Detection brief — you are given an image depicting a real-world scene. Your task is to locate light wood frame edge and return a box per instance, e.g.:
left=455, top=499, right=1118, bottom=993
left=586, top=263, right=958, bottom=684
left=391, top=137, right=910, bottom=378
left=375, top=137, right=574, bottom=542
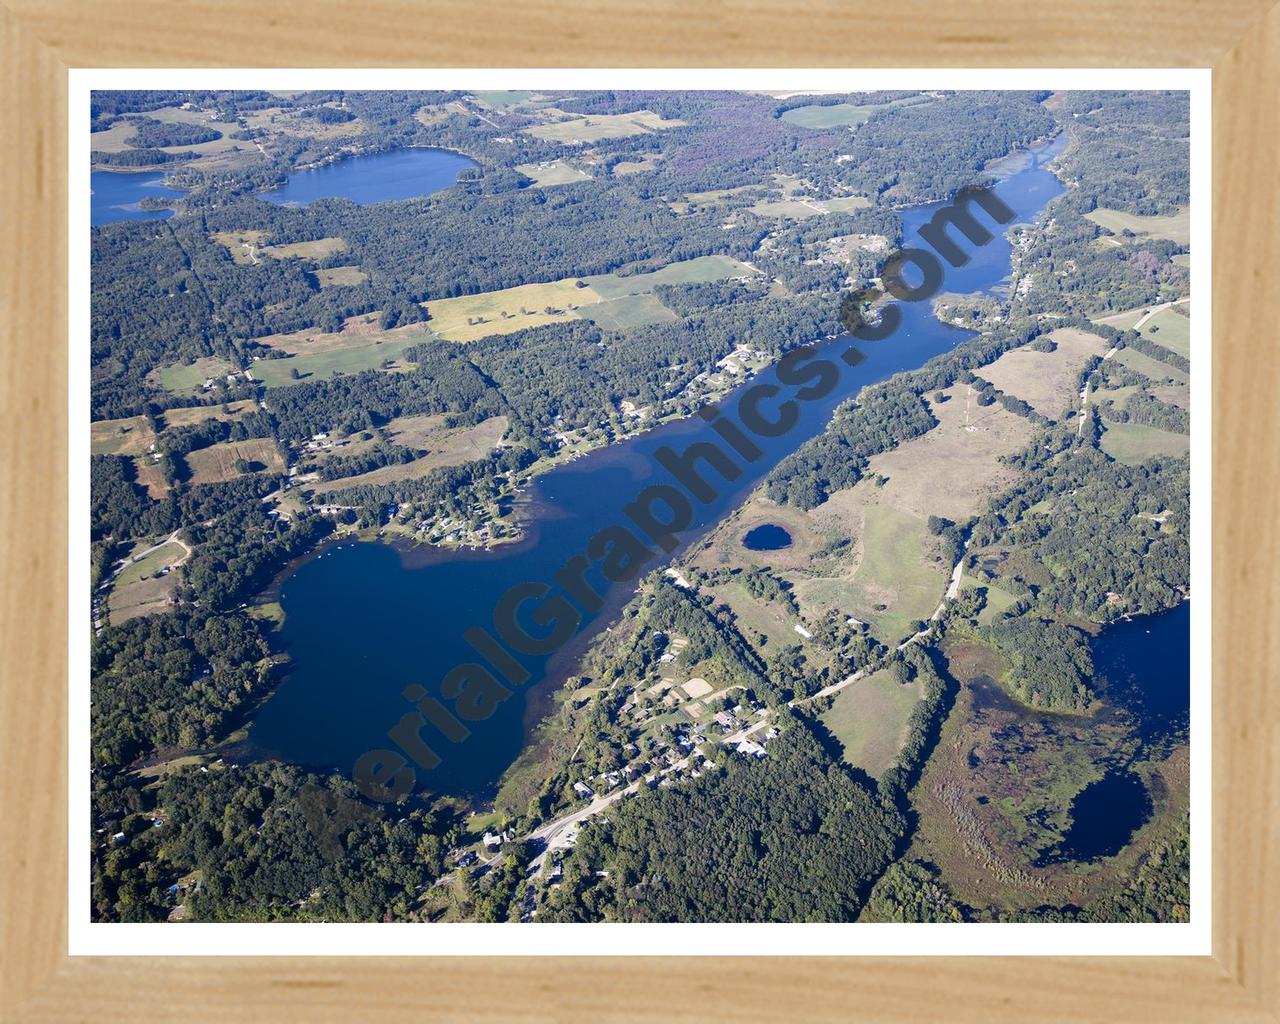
left=1, top=3, right=1276, bottom=1020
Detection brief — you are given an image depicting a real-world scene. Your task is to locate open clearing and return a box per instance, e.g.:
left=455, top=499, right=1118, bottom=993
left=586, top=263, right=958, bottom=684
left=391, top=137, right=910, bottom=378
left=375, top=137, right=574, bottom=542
left=213, top=232, right=348, bottom=265
left=584, top=294, right=678, bottom=329
left=820, top=668, right=922, bottom=776
left=94, top=106, right=264, bottom=174
left=612, top=153, right=663, bottom=175
left=185, top=438, right=284, bottom=485
left=91, top=415, right=155, bottom=456
left=471, top=91, right=539, bottom=109
left=132, top=456, right=171, bottom=499
left=422, top=278, right=608, bottom=342
left=242, top=106, right=367, bottom=142
left=865, top=383, right=1035, bottom=521
left=1136, top=306, right=1191, bottom=360
left=523, top=110, right=685, bottom=143
left=802, top=485, right=950, bottom=645
left=779, top=94, right=931, bottom=129
left=703, top=577, right=803, bottom=652
left=108, top=539, right=188, bottom=623
left=584, top=255, right=754, bottom=299
left=262, top=237, right=348, bottom=261
left=1100, top=422, right=1189, bottom=465
left=974, top=328, right=1110, bottom=421
left=212, top=230, right=268, bottom=265
left=313, top=266, right=368, bottom=288
left=251, top=315, right=432, bottom=384
left=515, top=160, right=592, bottom=187
left=1085, top=205, right=1190, bottom=246
left=160, top=399, right=258, bottom=430
left=1115, top=346, right=1188, bottom=385
left=1151, top=383, right=1190, bottom=410
left=749, top=194, right=871, bottom=219
left=421, top=256, right=753, bottom=342
left=310, top=415, right=508, bottom=494
left=150, top=356, right=239, bottom=395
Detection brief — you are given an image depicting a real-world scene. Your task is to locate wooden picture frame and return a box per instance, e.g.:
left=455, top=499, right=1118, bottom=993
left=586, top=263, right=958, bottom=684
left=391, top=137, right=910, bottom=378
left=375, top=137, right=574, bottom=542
left=2, top=2, right=1276, bottom=1018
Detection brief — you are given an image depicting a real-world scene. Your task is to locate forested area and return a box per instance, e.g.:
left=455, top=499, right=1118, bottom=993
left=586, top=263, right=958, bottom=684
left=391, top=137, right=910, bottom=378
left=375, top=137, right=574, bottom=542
left=92, top=762, right=456, bottom=922
left=91, top=610, right=273, bottom=766
left=538, top=716, right=903, bottom=922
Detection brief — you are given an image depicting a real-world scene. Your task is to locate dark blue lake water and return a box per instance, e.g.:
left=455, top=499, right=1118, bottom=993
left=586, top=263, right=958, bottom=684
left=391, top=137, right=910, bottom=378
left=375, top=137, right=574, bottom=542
left=1056, top=602, right=1190, bottom=861
left=248, top=136, right=1070, bottom=796
left=742, top=524, right=794, bottom=551
left=90, top=170, right=183, bottom=226
left=260, top=148, right=476, bottom=207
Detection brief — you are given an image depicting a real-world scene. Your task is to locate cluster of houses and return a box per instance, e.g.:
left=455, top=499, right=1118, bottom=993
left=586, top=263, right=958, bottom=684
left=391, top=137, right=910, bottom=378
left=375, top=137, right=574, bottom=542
left=202, top=369, right=251, bottom=391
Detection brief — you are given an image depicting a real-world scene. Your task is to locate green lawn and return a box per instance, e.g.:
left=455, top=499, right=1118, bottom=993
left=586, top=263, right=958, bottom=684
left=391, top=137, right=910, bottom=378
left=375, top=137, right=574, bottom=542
left=1116, top=346, right=1188, bottom=385
left=251, top=333, right=427, bottom=386
left=579, top=293, right=678, bottom=329
left=472, top=91, right=536, bottom=109
left=515, top=160, right=592, bottom=187
left=1100, top=421, right=1190, bottom=465
left=152, top=356, right=238, bottom=394
left=1084, top=206, right=1190, bottom=246
left=585, top=255, right=754, bottom=300
left=820, top=669, right=921, bottom=776
left=1138, top=307, right=1191, bottom=360
left=780, top=94, right=930, bottom=129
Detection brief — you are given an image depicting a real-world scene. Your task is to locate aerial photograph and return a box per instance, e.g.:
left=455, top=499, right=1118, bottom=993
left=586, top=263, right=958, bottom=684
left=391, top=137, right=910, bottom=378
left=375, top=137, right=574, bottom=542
left=87, top=86, right=1192, bottom=926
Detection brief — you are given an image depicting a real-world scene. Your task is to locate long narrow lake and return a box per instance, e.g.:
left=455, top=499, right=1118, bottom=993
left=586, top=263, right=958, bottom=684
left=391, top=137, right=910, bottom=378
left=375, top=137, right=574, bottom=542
left=249, top=136, right=1074, bottom=796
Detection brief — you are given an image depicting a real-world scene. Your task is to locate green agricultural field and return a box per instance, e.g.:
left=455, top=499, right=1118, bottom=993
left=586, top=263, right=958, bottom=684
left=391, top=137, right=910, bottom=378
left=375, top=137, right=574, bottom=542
left=580, top=293, right=678, bottom=330
left=523, top=110, right=684, bottom=143
left=820, top=669, right=922, bottom=776
left=748, top=193, right=870, bottom=220
left=1100, top=422, right=1190, bottom=465
left=90, top=415, right=155, bottom=456
left=471, top=91, right=537, bottom=109
left=251, top=314, right=433, bottom=384
left=798, top=487, right=948, bottom=645
left=150, top=356, right=239, bottom=394
left=1138, top=306, right=1191, bottom=360
left=251, top=334, right=424, bottom=385
left=781, top=103, right=875, bottom=128
left=780, top=94, right=930, bottom=129
left=1085, top=205, right=1190, bottom=246
left=584, top=254, right=755, bottom=300
left=515, top=160, right=592, bottom=187
left=1116, top=346, right=1189, bottom=385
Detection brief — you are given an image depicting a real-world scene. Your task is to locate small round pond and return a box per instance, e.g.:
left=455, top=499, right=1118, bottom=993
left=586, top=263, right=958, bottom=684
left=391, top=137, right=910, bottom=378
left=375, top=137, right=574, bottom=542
left=741, top=523, right=794, bottom=551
